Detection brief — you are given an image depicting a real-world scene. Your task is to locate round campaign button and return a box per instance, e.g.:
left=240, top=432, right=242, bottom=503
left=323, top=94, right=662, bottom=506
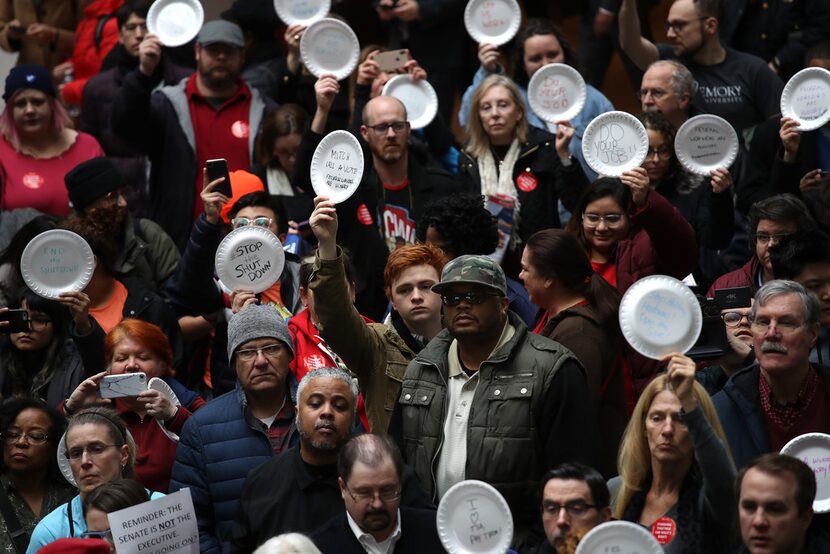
left=650, top=516, right=677, bottom=545
left=516, top=171, right=538, bottom=192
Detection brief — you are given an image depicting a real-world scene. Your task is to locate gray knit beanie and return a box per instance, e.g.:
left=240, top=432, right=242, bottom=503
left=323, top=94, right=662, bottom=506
left=227, top=304, right=294, bottom=363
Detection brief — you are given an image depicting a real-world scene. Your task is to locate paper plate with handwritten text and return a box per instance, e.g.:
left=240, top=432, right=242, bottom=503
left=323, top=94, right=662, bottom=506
left=21, top=230, right=94, bottom=299
left=437, top=480, right=513, bottom=554
left=781, top=67, right=830, bottom=132
left=310, top=130, right=364, bottom=203
left=528, top=63, right=587, bottom=123
left=619, top=275, right=702, bottom=360
left=215, top=226, right=285, bottom=294
left=300, top=18, right=359, bottom=80
left=576, top=521, right=662, bottom=554
left=780, top=433, right=830, bottom=513
left=273, top=0, right=329, bottom=26
left=674, top=114, right=738, bottom=176
left=463, top=0, right=521, bottom=46
left=582, top=111, right=649, bottom=177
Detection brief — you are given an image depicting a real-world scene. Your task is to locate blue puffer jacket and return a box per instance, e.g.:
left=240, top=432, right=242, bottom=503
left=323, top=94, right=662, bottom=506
left=169, top=383, right=298, bottom=554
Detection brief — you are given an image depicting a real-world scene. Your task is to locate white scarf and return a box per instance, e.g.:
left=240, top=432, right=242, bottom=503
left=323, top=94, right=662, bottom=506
left=266, top=166, right=295, bottom=196
left=478, top=139, right=522, bottom=248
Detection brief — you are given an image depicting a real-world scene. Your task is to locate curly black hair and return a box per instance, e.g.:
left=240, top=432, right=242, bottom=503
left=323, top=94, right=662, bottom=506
left=415, top=193, right=499, bottom=258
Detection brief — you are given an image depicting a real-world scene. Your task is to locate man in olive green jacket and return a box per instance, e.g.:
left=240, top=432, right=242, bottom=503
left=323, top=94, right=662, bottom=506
left=392, top=254, right=597, bottom=544
left=309, top=196, right=446, bottom=432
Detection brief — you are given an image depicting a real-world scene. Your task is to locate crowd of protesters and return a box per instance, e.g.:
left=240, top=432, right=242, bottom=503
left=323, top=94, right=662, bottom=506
left=1, top=0, right=830, bottom=552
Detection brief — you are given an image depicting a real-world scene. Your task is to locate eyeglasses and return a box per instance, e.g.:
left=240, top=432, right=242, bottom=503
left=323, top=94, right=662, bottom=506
left=235, top=343, right=285, bottom=362
left=637, top=88, right=669, bottom=101
left=82, top=529, right=113, bottom=542
left=647, top=146, right=672, bottom=160
left=721, top=312, right=751, bottom=327
left=365, top=121, right=409, bottom=135
left=27, top=317, right=52, bottom=331
left=64, top=443, right=120, bottom=460
left=3, top=430, right=49, bottom=444
left=754, top=233, right=792, bottom=245
left=749, top=317, right=805, bottom=334
left=441, top=291, right=502, bottom=307
left=542, top=501, right=598, bottom=517
left=99, top=188, right=128, bottom=205
left=231, top=217, right=273, bottom=229
left=582, top=213, right=625, bottom=227
left=123, top=22, right=148, bottom=32
left=664, top=17, right=709, bottom=33
left=346, top=487, right=401, bottom=504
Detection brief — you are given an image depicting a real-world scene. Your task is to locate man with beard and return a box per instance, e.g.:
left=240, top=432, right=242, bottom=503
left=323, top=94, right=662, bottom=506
left=231, top=368, right=431, bottom=553
left=638, top=59, right=693, bottom=130
left=618, top=0, right=782, bottom=137
left=64, top=157, right=180, bottom=295
left=713, top=280, right=830, bottom=469
left=309, top=434, right=444, bottom=554
left=112, top=20, right=275, bottom=250
left=392, top=255, right=595, bottom=547
left=170, top=305, right=299, bottom=553
left=291, top=75, right=462, bottom=320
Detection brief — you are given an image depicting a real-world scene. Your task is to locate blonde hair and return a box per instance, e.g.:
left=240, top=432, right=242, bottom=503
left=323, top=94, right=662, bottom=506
left=613, top=373, right=731, bottom=519
left=465, top=74, right=528, bottom=159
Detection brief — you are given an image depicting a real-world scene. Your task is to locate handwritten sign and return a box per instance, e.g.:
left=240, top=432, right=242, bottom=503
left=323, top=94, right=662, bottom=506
left=108, top=489, right=198, bottom=554
left=438, top=481, right=512, bottom=553
left=21, top=230, right=94, bottom=299
left=464, top=0, right=519, bottom=45
left=310, top=130, right=365, bottom=203
left=790, top=79, right=830, bottom=121
left=215, top=227, right=285, bottom=294
left=582, top=112, right=648, bottom=176
left=781, top=433, right=830, bottom=511
left=634, top=290, right=691, bottom=345
left=274, top=0, right=328, bottom=25
left=575, top=520, right=664, bottom=554
left=675, top=115, right=738, bottom=175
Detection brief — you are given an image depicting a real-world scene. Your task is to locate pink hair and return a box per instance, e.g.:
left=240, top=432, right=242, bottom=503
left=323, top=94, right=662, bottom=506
left=0, top=90, right=71, bottom=152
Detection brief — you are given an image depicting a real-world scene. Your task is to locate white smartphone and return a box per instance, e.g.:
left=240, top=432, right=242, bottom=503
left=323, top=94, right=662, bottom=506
left=99, top=373, right=147, bottom=398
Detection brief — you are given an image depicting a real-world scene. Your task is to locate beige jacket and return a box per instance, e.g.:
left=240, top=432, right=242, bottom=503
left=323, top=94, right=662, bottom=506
left=310, top=249, right=414, bottom=432
left=0, top=0, right=78, bottom=70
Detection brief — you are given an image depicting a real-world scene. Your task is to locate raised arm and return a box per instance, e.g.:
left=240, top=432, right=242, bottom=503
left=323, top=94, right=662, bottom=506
left=618, top=0, right=659, bottom=70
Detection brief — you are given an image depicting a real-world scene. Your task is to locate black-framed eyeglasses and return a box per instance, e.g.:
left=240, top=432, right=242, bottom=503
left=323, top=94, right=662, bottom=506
left=235, top=343, right=285, bottom=362
left=721, top=312, right=751, bottom=327
left=647, top=146, right=672, bottom=160
left=542, top=501, right=598, bottom=517
left=3, top=430, right=49, bottom=444
left=346, top=486, right=401, bottom=504
left=664, top=16, right=709, bottom=33
left=365, top=121, right=409, bottom=135
left=27, top=317, right=52, bottom=331
left=231, top=216, right=273, bottom=229
left=64, top=443, right=119, bottom=460
left=441, top=291, right=502, bottom=307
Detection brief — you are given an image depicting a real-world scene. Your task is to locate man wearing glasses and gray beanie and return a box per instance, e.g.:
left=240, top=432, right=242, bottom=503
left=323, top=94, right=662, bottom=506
left=169, top=304, right=298, bottom=553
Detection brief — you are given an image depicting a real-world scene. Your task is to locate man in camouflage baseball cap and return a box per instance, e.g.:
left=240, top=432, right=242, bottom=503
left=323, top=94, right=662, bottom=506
left=432, top=255, right=507, bottom=296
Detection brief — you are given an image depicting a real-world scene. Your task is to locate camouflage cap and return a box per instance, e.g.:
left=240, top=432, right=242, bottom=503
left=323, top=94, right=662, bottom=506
left=432, top=255, right=507, bottom=296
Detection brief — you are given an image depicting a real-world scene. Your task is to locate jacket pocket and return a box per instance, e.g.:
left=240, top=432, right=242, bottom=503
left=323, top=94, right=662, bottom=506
left=384, top=364, right=406, bottom=413
left=485, top=383, right=534, bottom=438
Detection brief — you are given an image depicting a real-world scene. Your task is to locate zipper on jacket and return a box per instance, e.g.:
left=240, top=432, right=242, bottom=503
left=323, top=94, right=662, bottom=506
left=420, top=360, right=448, bottom=503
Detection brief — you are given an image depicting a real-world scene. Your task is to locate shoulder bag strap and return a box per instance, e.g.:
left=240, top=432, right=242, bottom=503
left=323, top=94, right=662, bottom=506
left=0, top=488, right=29, bottom=554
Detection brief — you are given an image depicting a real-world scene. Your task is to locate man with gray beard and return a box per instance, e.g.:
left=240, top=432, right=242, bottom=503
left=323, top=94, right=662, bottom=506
left=231, top=368, right=431, bottom=553
left=713, top=280, right=830, bottom=468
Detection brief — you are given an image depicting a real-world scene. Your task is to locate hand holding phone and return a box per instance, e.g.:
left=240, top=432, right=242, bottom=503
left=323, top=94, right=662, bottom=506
left=374, top=49, right=408, bottom=73
left=206, top=159, right=233, bottom=198
left=0, top=309, right=29, bottom=334
left=99, top=373, right=148, bottom=398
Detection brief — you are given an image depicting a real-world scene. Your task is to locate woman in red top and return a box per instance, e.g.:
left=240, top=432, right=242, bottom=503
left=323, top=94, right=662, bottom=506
left=519, top=228, right=628, bottom=477
left=64, top=319, right=205, bottom=492
left=0, top=64, right=103, bottom=215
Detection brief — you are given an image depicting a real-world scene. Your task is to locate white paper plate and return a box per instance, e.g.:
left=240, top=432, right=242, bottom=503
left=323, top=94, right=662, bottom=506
left=215, top=226, right=285, bottom=294
left=463, top=0, right=521, bottom=46
left=382, top=74, right=438, bottom=130
left=437, top=480, right=513, bottom=554
left=619, top=275, right=703, bottom=360
left=147, top=0, right=203, bottom=47
left=780, top=67, right=830, bottom=132
left=575, top=521, right=663, bottom=554
left=20, top=230, right=94, bottom=299
left=674, top=114, right=738, bottom=176
left=57, top=428, right=137, bottom=488
left=310, top=130, right=364, bottom=203
left=273, top=0, right=330, bottom=26
left=582, top=111, right=649, bottom=177
left=527, top=63, right=587, bottom=123
left=780, top=433, right=830, bottom=513
left=300, top=17, right=359, bottom=80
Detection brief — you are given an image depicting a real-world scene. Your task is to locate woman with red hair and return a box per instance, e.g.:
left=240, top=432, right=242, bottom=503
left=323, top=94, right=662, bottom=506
left=64, top=319, right=205, bottom=492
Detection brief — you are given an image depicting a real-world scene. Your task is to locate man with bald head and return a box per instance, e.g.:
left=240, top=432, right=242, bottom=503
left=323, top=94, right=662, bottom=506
left=293, top=74, right=462, bottom=318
